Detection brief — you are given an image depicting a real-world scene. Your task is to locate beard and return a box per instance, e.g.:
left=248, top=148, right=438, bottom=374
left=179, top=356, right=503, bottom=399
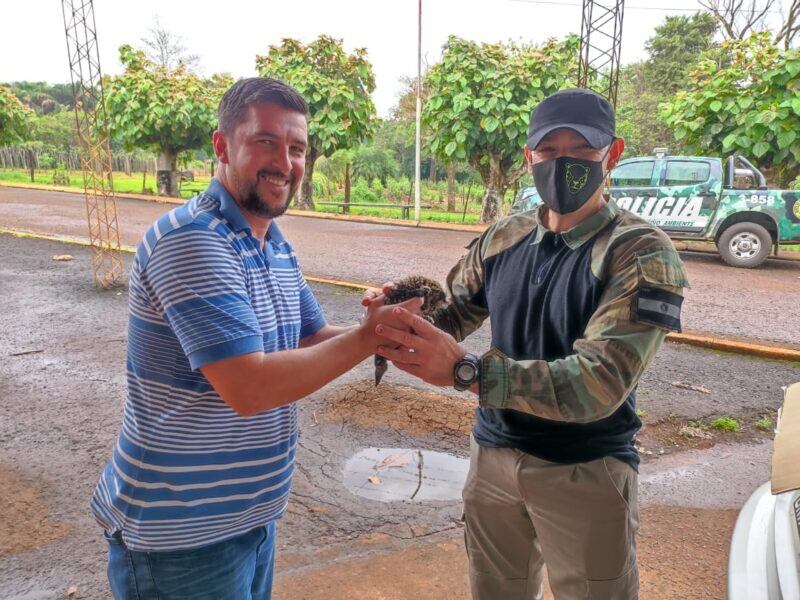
left=236, top=169, right=299, bottom=219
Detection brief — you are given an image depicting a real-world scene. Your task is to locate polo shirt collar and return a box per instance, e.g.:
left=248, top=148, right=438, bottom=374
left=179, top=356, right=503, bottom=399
left=206, top=178, right=251, bottom=234
left=267, top=221, right=286, bottom=245
left=532, top=199, right=619, bottom=249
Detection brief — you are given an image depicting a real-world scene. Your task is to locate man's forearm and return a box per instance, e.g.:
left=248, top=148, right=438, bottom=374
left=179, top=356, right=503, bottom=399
left=299, top=324, right=356, bottom=347
left=202, top=327, right=372, bottom=417
left=477, top=329, right=665, bottom=423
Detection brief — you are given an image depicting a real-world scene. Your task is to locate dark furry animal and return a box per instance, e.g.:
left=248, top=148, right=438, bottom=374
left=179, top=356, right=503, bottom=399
left=374, top=275, right=448, bottom=385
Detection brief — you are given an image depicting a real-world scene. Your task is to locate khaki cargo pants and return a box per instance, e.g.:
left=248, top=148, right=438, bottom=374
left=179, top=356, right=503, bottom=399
left=462, top=436, right=639, bottom=600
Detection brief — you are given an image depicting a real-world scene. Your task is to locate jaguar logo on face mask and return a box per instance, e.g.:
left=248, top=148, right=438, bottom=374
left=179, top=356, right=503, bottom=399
left=565, top=163, right=590, bottom=194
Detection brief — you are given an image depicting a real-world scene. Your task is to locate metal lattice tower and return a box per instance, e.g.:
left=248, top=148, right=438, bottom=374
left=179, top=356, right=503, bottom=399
left=578, top=0, right=626, bottom=108
left=62, top=0, right=124, bottom=288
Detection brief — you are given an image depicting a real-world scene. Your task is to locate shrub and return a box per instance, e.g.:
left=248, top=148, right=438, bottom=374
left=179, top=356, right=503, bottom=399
left=386, top=176, right=411, bottom=201
left=710, top=416, right=740, bottom=433
left=312, top=171, right=329, bottom=198
left=352, top=177, right=378, bottom=202
left=370, top=177, right=385, bottom=200
left=755, top=417, right=773, bottom=431
left=39, top=152, right=55, bottom=169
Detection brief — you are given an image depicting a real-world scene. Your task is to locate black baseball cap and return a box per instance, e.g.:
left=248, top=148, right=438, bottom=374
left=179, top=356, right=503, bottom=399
left=526, top=88, right=615, bottom=150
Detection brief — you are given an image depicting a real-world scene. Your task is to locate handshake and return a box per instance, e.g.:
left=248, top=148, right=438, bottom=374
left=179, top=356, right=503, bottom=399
left=357, top=276, right=469, bottom=390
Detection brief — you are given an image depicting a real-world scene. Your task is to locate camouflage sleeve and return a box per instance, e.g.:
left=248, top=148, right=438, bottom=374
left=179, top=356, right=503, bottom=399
left=431, top=230, right=492, bottom=342
left=478, top=237, right=689, bottom=423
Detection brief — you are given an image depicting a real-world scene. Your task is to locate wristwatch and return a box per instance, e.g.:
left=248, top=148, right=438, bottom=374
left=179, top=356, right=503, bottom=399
left=454, top=353, right=481, bottom=391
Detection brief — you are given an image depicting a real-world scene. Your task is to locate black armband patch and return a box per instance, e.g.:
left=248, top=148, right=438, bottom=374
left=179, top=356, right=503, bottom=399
left=634, top=286, right=683, bottom=332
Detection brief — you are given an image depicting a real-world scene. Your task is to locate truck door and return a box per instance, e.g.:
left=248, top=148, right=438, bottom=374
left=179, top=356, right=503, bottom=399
left=654, top=159, right=718, bottom=236
left=610, top=159, right=658, bottom=218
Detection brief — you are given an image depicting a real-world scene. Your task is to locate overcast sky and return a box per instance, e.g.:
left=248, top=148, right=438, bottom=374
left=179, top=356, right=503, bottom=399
left=1, top=0, right=789, bottom=116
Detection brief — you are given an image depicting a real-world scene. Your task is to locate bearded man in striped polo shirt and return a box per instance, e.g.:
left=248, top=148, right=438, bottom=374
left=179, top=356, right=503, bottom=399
left=91, top=77, right=417, bottom=599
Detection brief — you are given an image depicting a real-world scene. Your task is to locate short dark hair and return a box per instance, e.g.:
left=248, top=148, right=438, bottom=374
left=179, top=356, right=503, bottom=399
left=217, top=77, right=308, bottom=134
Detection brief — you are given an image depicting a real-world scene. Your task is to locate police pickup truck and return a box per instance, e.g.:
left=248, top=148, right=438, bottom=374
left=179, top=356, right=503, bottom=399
left=512, top=152, right=800, bottom=268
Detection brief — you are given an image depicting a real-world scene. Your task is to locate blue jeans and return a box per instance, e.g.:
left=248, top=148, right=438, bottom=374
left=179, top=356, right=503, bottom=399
left=106, top=523, right=276, bottom=600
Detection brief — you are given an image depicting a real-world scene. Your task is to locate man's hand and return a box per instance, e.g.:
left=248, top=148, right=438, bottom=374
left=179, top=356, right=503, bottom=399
left=361, top=281, right=425, bottom=319
left=362, top=281, right=394, bottom=307
left=374, top=306, right=467, bottom=388
left=359, top=295, right=422, bottom=350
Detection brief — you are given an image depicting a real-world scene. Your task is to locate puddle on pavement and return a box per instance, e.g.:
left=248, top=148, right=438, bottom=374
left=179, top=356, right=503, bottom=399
left=343, top=447, right=469, bottom=502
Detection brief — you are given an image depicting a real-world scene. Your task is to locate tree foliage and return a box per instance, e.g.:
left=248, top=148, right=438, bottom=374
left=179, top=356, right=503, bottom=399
left=661, top=32, right=800, bottom=186
left=645, top=13, right=718, bottom=93
left=3, top=81, right=75, bottom=114
left=423, top=35, right=579, bottom=223
left=352, top=144, right=398, bottom=184
left=616, top=63, right=675, bottom=157
left=617, top=13, right=717, bottom=157
left=256, top=36, right=377, bottom=209
left=0, top=86, right=33, bottom=146
left=105, top=45, right=230, bottom=195
left=385, top=76, right=439, bottom=181
left=30, top=110, right=78, bottom=149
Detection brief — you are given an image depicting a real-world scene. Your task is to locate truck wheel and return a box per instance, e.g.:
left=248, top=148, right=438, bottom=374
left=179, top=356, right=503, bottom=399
left=717, top=222, right=772, bottom=268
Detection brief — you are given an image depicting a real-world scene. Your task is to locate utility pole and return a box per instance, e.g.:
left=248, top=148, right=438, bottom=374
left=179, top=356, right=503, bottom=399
left=414, top=0, right=422, bottom=221
left=578, top=0, right=626, bottom=107
left=62, top=0, right=124, bottom=288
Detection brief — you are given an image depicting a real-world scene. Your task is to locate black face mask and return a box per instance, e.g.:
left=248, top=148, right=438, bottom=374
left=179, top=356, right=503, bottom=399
left=532, top=150, right=609, bottom=215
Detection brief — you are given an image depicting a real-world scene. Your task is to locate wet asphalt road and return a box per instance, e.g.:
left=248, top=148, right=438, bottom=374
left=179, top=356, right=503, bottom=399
left=1, top=233, right=797, bottom=599
left=1, top=185, right=799, bottom=347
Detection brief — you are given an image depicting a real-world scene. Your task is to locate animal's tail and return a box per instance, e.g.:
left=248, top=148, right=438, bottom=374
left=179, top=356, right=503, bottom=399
left=374, top=355, right=388, bottom=386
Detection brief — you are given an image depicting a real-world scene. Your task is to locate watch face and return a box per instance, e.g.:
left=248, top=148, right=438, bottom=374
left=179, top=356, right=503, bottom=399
left=456, top=362, right=477, bottom=382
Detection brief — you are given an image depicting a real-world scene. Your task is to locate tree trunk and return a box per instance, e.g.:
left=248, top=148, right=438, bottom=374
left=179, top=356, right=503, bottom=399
left=345, top=163, right=351, bottom=204
left=446, top=162, right=457, bottom=212
left=156, top=148, right=178, bottom=196
left=428, top=157, right=437, bottom=182
left=124, top=154, right=132, bottom=176
left=296, top=148, right=320, bottom=211
left=480, top=155, right=509, bottom=224
left=27, top=148, right=35, bottom=183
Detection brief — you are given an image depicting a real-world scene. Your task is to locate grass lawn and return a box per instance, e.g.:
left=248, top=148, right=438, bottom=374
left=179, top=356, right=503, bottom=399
left=311, top=203, right=482, bottom=224
left=0, top=168, right=486, bottom=224
left=0, top=167, right=209, bottom=199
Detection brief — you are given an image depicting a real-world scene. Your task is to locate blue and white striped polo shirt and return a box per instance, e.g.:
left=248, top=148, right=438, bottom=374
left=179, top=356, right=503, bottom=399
left=91, top=178, right=326, bottom=551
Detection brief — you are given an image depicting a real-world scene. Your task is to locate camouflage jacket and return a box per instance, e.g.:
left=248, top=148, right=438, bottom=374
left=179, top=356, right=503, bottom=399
left=433, top=200, right=689, bottom=424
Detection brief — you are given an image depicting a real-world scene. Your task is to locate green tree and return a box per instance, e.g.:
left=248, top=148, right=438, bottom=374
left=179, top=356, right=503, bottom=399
left=316, top=148, right=353, bottom=187
left=661, top=33, right=800, bottom=187
left=352, top=144, right=398, bottom=185
left=31, top=110, right=78, bottom=149
left=645, top=13, right=718, bottom=93
left=4, top=81, right=75, bottom=114
left=0, top=86, right=32, bottom=146
left=104, top=45, right=230, bottom=196
left=256, top=36, right=377, bottom=210
left=616, top=14, right=717, bottom=158
left=373, top=117, right=415, bottom=179
left=424, top=36, right=579, bottom=223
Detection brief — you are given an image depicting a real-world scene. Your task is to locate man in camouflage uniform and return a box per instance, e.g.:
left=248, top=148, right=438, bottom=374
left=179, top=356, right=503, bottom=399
left=371, top=89, right=688, bottom=599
